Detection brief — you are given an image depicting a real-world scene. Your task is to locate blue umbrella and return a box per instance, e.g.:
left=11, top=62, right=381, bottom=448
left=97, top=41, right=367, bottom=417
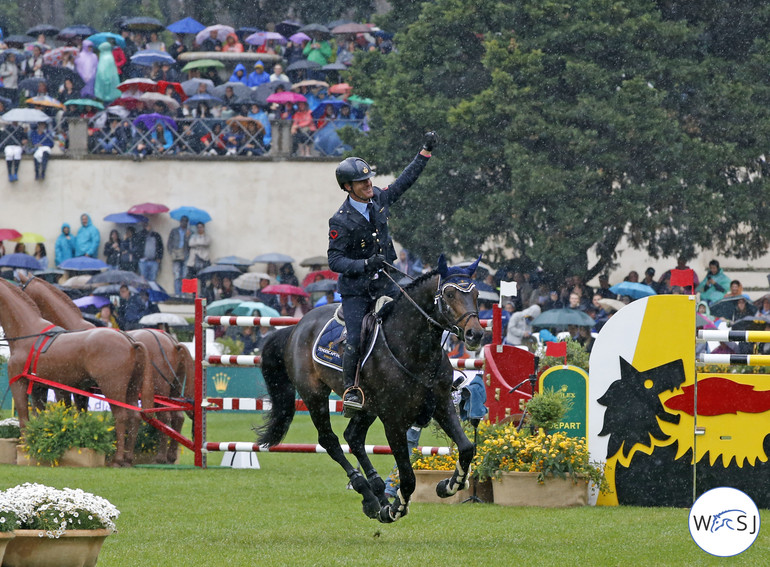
left=57, top=25, right=98, bottom=40
left=130, top=49, right=176, bottom=67
left=103, top=212, right=148, bottom=224
left=167, top=17, right=206, bottom=35
left=609, top=281, right=657, bottom=300
left=311, top=99, right=350, bottom=119
left=252, top=252, right=294, bottom=264
left=73, top=295, right=110, bottom=310
left=214, top=255, right=253, bottom=267
left=313, top=123, right=351, bottom=157
left=170, top=206, right=211, bottom=225
left=86, top=32, right=126, bottom=48
left=185, top=93, right=224, bottom=105
left=59, top=257, right=109, bottom=271
left=143, top=281, right=170, bottom=302
left=314, top=292, right=341, bottom=307
left=0, top=253, right=42, bottom=270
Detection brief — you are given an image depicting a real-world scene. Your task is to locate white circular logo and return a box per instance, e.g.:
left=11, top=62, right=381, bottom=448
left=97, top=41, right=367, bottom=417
left=689, top=487, right=760, bottom=557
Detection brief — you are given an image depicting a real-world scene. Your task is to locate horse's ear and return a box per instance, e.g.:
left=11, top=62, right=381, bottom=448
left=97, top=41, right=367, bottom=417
left=466, top=255, right=482, bottom=277
left=437, top=254, right=448, bottom=278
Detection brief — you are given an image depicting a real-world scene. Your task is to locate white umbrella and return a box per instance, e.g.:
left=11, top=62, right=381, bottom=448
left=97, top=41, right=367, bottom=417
left=139, top=92, right=180, bottom=110
left=233, top=272, right=272, bottom=292
left=597, top=298, right=625, bottom=312
left=139, top=313, right=189, bottom=326
left=60, top=274, right=95, bottom=289
left=1, top=108, right=51, bottom=123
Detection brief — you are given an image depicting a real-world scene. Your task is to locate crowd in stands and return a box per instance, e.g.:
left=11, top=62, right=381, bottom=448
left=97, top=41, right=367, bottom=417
left=0, top=18, right=391, bottom=168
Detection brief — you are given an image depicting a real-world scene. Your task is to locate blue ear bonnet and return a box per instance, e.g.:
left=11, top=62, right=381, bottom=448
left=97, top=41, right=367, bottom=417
left=436, top=254, right=481, bottom=290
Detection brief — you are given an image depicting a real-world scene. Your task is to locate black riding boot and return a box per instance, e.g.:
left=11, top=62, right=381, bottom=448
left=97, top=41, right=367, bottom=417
left=34, top=160, right=40, bottom=180
left=40, top=153, right=49, bottom=179
left=342, top=344, right=363, bottom=416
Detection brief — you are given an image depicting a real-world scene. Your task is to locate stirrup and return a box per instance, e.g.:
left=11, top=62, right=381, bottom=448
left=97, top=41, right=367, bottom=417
left=342, top=387, right=364, bottom=417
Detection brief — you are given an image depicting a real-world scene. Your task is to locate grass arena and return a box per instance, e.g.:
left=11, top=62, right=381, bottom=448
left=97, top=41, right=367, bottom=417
left=3, top=292, right=770, bottom=563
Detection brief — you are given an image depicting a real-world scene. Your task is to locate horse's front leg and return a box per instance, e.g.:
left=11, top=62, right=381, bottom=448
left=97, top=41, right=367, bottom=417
left=344, top=412, right=388, bottom=506
left=432, top=393, right=474, bottom=498
left=379, top=424, right=413, bottom=523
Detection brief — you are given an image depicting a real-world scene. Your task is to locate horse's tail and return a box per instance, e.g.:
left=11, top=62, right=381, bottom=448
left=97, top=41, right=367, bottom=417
left=256, top=326, right=296, bottom=446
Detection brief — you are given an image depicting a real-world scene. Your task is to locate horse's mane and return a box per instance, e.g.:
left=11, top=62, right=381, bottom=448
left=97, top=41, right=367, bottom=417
left=0, top=278, right=43, bottom=316
left=380, top=269, right=439, bottom=321
left=30, top=278, right=85, bottom=322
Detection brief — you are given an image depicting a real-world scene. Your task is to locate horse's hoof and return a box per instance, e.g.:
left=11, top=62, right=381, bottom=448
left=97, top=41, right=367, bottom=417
left=362, top=497, right=380, bottom=519
left=378, top=505, right=396, bottom=524
left=436, top=479, right=455, bottom=498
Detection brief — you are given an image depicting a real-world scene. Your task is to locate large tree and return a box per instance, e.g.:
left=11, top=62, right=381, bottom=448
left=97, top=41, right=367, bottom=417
left=348, top=0, right=770, bottom=280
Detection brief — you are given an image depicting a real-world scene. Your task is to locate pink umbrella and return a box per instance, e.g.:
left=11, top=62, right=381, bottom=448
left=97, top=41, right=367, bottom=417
left=0, top=228, right=23, bottom=241
left=261, top=284, right=309, bottom=298
left=245, top=31, right=287, bottom=46
left=128, top=202, right=169, bottom=215
left=266, top=91, right=307, bottom=104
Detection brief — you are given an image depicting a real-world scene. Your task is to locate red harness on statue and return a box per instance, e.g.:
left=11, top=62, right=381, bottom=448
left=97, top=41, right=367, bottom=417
left=9, top=324, right=61, bottom=394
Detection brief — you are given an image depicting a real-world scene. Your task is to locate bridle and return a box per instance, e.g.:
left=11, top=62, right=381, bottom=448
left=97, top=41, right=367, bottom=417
left=381, top=268, right=480, bottom=341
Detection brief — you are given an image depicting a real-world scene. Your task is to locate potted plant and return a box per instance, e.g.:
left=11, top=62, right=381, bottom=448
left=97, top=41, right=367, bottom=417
left=0, top=417, right=20, bottom=465
left=132, top=420, right=161, bottom=464
left=0, top=492, right=19, bottom=565
left=474, top=390, right=609, bottom=507
left=0, top=482, right=119, bottom=567
left=18, top=402, right=116, bottom=467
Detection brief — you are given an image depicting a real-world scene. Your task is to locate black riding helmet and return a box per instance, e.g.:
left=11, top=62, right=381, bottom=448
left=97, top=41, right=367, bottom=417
left=335, top=157, right=375, bottom=190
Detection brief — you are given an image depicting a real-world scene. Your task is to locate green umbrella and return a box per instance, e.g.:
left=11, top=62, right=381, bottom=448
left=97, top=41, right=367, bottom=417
left=206, top=298, right=244, bottom=316
left=347, top=94, right=373, bottom=106
left=181, top=59, right=225, bottom=72
left=65, top=98, right=105, bottom=109
left=530, top=308, right=595, bottom=329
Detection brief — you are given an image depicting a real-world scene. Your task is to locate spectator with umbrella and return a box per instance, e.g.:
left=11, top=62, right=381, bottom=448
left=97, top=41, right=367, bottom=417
left=186, top=221, right=212, bottom=279
left=0, top=50, right=19, bottom=97
left=167, top=214, right=191, bottom=296
left=23, top=44, right=45, bottom=78
left=270, top=63, right=290, bottom=83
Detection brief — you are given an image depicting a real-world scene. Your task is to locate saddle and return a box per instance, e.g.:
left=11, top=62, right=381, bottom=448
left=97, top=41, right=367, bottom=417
left=312, top=298, right=392, bottom=371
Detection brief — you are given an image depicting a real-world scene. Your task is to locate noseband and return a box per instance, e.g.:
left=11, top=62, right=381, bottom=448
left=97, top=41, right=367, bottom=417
left=434, top=276, right=479, bottom=341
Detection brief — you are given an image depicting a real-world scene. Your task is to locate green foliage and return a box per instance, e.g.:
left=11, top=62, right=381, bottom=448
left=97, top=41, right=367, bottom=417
left=349, top=0, right=770, bottom=280
left=0, top=418, right=20, bottom=439
left=134, top=421, right=160, bottom=454
left=21, top=403, right=116, bottom=464
left=216, top=336, right=244, bottom=355
left=524, top=387, right=573, bottom=432
left=538, top=338, right=591, bottom=371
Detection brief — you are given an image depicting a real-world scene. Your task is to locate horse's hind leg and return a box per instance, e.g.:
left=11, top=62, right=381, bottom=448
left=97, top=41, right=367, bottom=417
left=305, top=397, right=380, bottom=519
left=432, top=392, right=474, bottom=498
left=379, top=424, right=413, bottom=523
left=344, top=412, right=388, bottom=506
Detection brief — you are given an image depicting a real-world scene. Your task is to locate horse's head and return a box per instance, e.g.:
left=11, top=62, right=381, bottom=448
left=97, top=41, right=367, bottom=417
left=435, top=255, right=485, bottom=349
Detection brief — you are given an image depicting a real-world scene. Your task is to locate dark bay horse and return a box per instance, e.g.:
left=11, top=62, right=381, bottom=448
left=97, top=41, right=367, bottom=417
left=258, top=256, right=485, bottom=522
left=19, top=275, right=194, bottom=463
left=0, top=278, right=154, bottom=466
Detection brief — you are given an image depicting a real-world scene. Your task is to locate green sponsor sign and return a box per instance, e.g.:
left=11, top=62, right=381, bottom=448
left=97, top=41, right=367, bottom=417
left=538, top=365, right=588, bottom=438
left=207, top=366, right=268, bottom=401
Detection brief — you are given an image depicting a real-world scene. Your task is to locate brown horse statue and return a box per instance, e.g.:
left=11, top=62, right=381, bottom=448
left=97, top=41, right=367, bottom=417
left=18, top=274, right=194, bottom=464
left=0, top=278, right=153, bottom=466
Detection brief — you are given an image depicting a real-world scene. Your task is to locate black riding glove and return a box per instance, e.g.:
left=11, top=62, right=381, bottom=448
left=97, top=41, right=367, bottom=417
left=364, top=254, right=385, bottom=273
left=422, top=131, right=438, bottom=152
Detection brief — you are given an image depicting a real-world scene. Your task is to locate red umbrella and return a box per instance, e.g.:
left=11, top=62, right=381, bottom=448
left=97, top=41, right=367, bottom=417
left=155, top=80, right=187, bottom=102
left=266, top=91, right=307, bottom=105
left=109, top=96, right=144, bottom=110
left=329, top=83, right=352, bottom=95
left=117, top=78, right=158, bottom=93
left=128, top=202, right=169, bottom=215
left=261, top=284, right=309, bottom=297
left=0, top=228, right=23, bottom=241
left=301, top=270, right=338, bottom=288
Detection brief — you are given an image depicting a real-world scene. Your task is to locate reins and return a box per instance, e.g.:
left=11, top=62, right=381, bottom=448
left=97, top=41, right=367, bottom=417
left=380, top=268, right=452, bottom=335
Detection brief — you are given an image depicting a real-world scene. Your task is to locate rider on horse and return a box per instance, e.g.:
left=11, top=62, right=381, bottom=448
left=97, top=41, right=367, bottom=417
left=328, top=131, right=438, bottom=415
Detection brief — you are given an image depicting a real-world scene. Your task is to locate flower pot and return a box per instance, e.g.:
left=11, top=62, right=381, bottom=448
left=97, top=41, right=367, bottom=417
left=3, top=529, right=110, bottom=567
left=0, top=438, right=19, bottom=464
left=0, top=531, right=15, bottom=566
left=492, top=471, right=588, bottom=507
left=17, top=447, right=106, bottom=467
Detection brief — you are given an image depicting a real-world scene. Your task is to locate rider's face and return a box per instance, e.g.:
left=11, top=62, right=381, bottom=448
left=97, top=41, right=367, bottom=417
left=348, top=178, right=373, bottom=202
